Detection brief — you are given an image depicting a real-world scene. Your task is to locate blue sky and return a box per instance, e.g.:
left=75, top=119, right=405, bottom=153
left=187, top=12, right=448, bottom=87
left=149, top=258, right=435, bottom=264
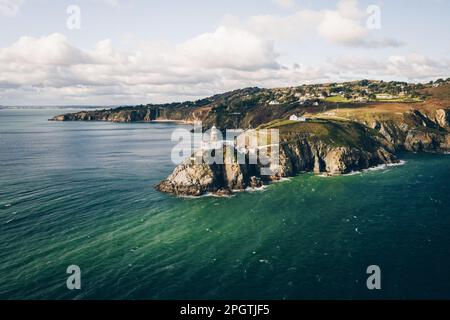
left=0, top=0, right=449, bottom=105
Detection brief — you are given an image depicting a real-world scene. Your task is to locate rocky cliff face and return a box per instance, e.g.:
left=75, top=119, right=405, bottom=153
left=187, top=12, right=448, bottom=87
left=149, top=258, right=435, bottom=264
left=49, top=90, right=449, bottom=197
left=264, top=138, right=397, bottom=179
left=156, top=146, right=262, bottom=196
left=156, top=127, right=398, bottom=197
left=50, top=103, right=200, bottom=123
left=51, top=108, right=153, bottom=122
left=364, top=108, right=450, bottom=153
left=157, top=108, right=450, bottom=197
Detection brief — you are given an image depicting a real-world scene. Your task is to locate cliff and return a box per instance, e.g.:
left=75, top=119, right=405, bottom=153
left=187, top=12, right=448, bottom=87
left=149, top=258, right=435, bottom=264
left=157, top=107, right=449, bottom=196
left=49, top=80, right=450, bottom=197
left=339, top=108, right=450, bottom=153
left=156, top=120, right=399, bottom=196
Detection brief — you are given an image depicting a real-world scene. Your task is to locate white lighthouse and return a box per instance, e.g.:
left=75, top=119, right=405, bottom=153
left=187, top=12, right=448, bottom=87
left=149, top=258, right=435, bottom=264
left=210, top=125, right=218, bottom=146
left=201, top=125, right=220, bottom=150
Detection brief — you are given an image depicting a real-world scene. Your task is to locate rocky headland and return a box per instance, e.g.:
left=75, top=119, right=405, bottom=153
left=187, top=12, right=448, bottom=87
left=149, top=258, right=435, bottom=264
left=51, top=80, right=450, bottom=196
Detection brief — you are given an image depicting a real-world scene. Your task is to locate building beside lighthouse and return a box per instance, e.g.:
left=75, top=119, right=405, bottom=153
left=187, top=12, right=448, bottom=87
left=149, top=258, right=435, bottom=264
left=289, top=115, right=307, bottom=122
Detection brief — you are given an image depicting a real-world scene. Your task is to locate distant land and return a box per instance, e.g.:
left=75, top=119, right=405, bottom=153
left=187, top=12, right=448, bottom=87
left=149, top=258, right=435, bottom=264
left=0, top=105, right=121, bottom=110
left=52, top=79, right=450, bottom=196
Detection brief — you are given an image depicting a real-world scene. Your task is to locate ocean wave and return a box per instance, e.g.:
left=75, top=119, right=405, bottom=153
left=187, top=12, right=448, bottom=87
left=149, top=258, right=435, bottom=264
left=318, top=160, right=407, bottom=177
left=181, top=193, right=235, bottom=199
left=348, top=160, right=406, bottom=175
left=245, top=185, right=269, bottom=192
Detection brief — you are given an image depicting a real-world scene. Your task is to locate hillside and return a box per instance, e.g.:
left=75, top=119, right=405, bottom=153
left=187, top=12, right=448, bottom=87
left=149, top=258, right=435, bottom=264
left=51, top=79, right=450, bottom=196
left=51, top=79, right=450, bottom=130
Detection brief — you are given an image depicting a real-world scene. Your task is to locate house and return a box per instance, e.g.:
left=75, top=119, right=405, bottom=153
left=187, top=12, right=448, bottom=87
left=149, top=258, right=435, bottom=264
left=268, top=100, right=279, bottom=105
left=376, top=94, right=394, bottom=100
left=289, top=115, right=307, bottom=122
left=356, top=97, right=368, bottom=103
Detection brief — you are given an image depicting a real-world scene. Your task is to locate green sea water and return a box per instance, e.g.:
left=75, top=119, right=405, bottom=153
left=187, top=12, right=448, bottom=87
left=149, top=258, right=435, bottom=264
left=0, top=108, right=449, bottom=300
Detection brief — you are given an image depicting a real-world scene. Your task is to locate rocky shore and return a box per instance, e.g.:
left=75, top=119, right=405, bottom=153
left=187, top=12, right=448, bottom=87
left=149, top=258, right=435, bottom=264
left=156, top=140, right=397, bottom=197
left=50, top=83, right=450, bottom=197
left=156, top=108, right=449, bottom=197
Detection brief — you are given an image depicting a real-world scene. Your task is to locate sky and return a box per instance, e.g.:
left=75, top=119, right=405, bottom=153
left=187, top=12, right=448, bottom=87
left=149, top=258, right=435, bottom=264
left=0, top=0, right=449, bottom=105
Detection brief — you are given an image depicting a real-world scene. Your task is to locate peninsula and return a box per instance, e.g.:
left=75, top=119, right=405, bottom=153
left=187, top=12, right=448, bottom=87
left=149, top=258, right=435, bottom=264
left=51, top=79, right=450, bottom=196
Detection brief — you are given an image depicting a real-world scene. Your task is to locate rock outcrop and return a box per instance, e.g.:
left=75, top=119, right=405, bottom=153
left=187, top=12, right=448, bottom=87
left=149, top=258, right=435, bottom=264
left=49, top=84, right=449, bottom=197
left=364, top=108, right=450, bottom=153
left=156, top=146, right=262, bottom=196
left=156, top=124, right=399, bottom=196
left=157, top=108, right=450, bottom=197
left=434, top=109, right=450, bottom=129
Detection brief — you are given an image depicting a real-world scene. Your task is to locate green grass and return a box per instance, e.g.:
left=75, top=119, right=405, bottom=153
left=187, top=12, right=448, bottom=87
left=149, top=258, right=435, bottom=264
left=324, top=96, right=352, bottom=103
left=325, top=95, right=423, bottom=103
left=263, top=119, right=298, bottom=128
left=259, top=118, right=380, bottom=150
left=374, top=97, right=423, bottom=103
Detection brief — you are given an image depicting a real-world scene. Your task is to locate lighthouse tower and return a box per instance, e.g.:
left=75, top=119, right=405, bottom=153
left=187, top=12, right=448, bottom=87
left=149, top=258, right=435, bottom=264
left=210, top=125, right=218, bottom=146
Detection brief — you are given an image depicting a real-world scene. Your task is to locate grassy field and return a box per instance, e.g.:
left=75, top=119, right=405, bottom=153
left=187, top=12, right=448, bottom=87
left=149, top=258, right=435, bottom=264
left=324, top=96, right=352, bottom=103
left=374, top=97, right=423, bottom=103
left=324, top=95, right=423, bottom=103
left=260, top=118, right=381, bottom=149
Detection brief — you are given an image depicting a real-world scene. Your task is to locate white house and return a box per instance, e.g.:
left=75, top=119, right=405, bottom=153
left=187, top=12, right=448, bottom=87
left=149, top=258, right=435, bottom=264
left=289, top=115, right=306, bottom=122
left=376, top=94, right=394, bottom=100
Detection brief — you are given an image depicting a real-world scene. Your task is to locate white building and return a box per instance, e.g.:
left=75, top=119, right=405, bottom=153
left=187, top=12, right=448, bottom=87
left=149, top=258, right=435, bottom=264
left=376, top=94, right=394, bottom=100
left=289, top=115, right=307, bottom=122
left=210, top=125, right=218, bottom=144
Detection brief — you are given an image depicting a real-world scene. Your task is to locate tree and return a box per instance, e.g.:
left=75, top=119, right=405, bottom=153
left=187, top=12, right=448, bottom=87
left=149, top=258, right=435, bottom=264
left=360, top=79, right=369, bottom=86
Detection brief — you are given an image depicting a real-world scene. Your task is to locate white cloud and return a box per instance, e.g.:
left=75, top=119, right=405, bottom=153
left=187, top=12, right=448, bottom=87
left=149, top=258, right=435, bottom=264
left=0, top=34, right=90, bottom=65
left=0, top=31, right=447, bottom=106
left=0, top=31, right=282, bottom=104
left=178, top=26, right=279, bottom=71
left=317, top=10, right=367, bottom=45
left=337, top=0, right=363, bottom=20
left=248, top=10, right=319, bottom=40
left=247, top=0, right=401, bottom=48
left=327, top=54, right=450, bottom=80
left=0, top=0, right=445, bottom=105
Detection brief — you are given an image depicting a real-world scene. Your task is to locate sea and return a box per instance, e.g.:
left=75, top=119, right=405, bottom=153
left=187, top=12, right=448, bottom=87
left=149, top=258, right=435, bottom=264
left=0, top=108, right=449, bottom=299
